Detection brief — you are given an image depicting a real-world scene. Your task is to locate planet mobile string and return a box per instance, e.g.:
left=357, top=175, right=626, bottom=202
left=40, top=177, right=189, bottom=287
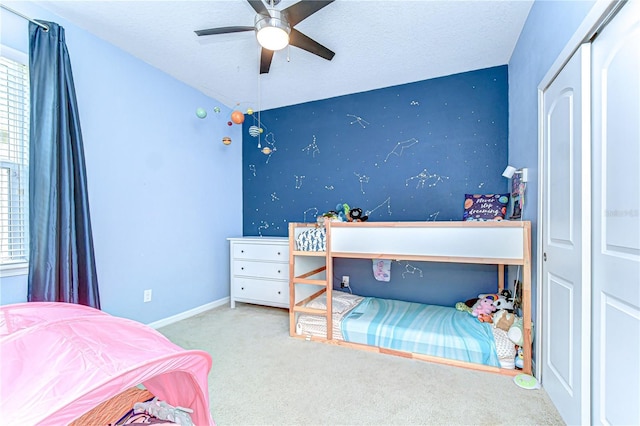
left=257, top=57, right=262, bottom=150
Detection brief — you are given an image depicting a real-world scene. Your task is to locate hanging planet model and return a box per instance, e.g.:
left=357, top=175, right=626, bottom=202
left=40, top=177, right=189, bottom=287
left=195, top=107, right=207, bottom=119
left=231, top=110, right=245, bottom=124
left=248, top=126, right=261, bottom=137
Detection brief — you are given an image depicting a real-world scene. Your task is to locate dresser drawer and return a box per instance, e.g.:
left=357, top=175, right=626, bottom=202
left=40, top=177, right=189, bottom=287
left=233, top=277, right=289, bottom=305
left=233, top=260, right=288, bottom=280
left=233, top=243, right=288, bottom=262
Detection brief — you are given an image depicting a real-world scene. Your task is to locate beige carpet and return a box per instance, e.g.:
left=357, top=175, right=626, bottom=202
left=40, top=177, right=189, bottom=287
left=158, top=303, right=564, bottom=426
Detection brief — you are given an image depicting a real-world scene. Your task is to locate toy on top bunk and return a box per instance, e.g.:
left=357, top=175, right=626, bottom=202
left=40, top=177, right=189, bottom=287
left=317, top=203, right=369, bottom=226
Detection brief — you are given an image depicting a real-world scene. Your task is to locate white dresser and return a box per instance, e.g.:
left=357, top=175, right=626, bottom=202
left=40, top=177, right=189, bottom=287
left=227, top=237, right=289, bottom=309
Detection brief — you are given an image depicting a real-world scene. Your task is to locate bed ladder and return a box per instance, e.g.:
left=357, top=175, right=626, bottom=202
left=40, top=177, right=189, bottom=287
left=288, top=222, right=333, bottom=340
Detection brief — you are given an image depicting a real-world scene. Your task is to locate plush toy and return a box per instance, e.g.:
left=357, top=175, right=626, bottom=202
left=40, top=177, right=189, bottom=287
left=493, top=294, right=515, bottom=312
left=455, top=301, right=473, bottom=314
left=472, top=297, right=497, bottom=318
left=493, top=310, right=516, bottom=331
left=508, top=317, right=524, bottom=346
left=515, top=346, right=524, bottom=369
left=347, top=207, right=369, bottom=222
left=477, top=313, right=493, bottom=323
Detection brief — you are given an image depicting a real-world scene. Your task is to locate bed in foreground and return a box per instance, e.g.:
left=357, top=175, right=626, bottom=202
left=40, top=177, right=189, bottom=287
left=289, top=220, right=532, bottom=376
left=0, top=302, right=214, bottom=425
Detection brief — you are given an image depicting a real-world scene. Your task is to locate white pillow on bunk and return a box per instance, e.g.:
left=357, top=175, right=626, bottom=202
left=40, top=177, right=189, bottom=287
left=306, top=291, right=363, bottom=314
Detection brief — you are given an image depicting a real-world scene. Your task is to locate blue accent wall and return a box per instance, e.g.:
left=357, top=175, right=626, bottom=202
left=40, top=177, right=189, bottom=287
left=242, top=66, right=510, bottom=306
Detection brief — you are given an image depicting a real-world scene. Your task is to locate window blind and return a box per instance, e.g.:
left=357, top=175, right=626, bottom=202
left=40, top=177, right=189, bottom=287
left=0, top=56, right=29, bottom=265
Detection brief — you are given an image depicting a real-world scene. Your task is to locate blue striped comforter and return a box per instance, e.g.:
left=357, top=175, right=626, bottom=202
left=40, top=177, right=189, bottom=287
left=341, top=297, right=500, bottom=367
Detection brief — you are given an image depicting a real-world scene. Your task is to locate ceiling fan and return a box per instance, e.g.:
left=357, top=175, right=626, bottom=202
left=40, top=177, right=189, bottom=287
left=195, top=0, right=335, bottom=74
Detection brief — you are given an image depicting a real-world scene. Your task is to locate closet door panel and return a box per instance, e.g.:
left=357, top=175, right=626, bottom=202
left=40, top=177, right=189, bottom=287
left=591, top=1, right=640, bottom=424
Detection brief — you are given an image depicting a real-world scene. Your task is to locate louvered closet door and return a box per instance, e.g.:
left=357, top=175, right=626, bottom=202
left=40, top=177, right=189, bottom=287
left=541, top=43, right=590, bottom=425
left=591, top=1, right=640, bottom=423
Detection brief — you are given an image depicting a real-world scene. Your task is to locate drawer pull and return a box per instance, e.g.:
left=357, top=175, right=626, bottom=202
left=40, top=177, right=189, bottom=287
left=241, top=267, right=244, bottom=270
left=277, top=252, right=281, bottom=255
left=277, top=270, right=281, bottom=274
left=278, top=291, right=281, bottom=294
left=241, top=250, right=244, bottom=253
left=241, top=287, right=244, bottom=290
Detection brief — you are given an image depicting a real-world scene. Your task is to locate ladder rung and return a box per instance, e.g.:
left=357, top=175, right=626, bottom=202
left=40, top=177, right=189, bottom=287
left=293, top=305, right=328, bottom=315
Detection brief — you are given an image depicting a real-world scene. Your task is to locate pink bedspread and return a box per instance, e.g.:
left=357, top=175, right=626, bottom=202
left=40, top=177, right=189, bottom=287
left=0, top=302, right=214, bottom=425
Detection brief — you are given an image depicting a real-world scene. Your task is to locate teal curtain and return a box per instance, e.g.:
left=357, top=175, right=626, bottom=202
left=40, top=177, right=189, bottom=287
left=27, top=21, right=100, bottom=308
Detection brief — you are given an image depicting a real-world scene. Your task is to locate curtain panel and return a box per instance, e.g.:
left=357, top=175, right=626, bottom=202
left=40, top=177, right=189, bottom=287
left=28, top=21, right=100, bottom=308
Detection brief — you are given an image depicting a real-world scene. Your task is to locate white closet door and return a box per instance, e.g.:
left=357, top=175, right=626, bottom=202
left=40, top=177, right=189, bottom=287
left=541, top=44, right=591, bottom=425
left=591, top=1, right=640, bottom=424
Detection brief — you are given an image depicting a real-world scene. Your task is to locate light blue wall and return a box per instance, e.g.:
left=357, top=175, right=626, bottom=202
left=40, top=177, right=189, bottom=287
left=508, top=0, right=595, bottom=318
left=0, top=2, right=243, bottom=324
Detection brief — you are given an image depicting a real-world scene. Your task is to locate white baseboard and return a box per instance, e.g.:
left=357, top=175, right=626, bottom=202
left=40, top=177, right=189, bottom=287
left=147, top=297, right=229, bottom=329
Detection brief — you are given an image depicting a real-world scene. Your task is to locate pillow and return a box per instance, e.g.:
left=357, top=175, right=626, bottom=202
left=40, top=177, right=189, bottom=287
left=463, top=193, right=509, bottom=221
left=306, top=291, right=363, bottom=314
left=296, top=227, right=326, bottom=251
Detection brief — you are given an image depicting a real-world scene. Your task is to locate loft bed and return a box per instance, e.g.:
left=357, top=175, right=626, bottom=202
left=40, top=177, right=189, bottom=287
left=288, top=220, right=532, bottom=376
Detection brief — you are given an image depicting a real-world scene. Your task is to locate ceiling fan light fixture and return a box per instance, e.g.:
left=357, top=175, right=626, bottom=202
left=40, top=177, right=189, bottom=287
left=255, top=10, right=290, bottom=51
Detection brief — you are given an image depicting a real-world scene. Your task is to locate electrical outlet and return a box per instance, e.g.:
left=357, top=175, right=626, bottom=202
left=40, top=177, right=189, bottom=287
left=341, top=276, right=350, bottom=287
left=143, top=289, right=152, bottom=303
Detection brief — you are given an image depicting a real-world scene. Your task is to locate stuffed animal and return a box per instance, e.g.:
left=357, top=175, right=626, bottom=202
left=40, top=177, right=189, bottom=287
left=508, top=317, right=524, bottom=346
left=479, top=293, right=500, bottom=303
left=455, top=301, right=473, bottom=314
left=477, top=313, right=493, bottom=323
left=472, top=297, right=497, bottom=317
left=493, top=310, right=516, bottom=331
left=493, top=294, right=515, bottom=312
left=347, top=207, right=369, bottom=222
left=515, top=346, right=524, bottom=369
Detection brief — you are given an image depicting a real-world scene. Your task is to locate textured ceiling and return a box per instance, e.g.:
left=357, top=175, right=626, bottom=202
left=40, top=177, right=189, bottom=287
left=32, top=0, right=533, bottom=111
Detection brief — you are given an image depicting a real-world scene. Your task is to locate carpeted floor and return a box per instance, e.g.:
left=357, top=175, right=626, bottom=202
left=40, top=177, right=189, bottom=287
left=158, top=303, right=565, bottom=426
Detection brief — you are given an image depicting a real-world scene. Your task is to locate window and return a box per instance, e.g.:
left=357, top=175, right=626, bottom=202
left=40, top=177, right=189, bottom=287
left=0, top=49, right=29, bottom=276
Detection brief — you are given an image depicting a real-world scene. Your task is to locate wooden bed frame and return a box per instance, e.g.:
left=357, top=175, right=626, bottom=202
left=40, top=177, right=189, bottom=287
left=288, top=220, right=532, bottom=376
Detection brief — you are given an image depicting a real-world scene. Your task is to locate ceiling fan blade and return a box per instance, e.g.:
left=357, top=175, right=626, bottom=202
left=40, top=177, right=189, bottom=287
left=260, top=48, right=274, bottom=74
left=247, top=0, right=268, bottom=16
left=284, top=0, right=335, bottom=26
left=195, top=26, right=254, bottom=36
left=289, top=29, right=335, bottom=61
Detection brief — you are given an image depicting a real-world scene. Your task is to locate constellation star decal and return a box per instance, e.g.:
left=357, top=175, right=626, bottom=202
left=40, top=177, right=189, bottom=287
left=263, top=132, right=277, bottom=164
left=401, top=262, right=424, bottom=279
left=405, top=169, right=450, bottom=188
left=366, top=197, right=392, bottom=217
left=325, top=185, right=334, bottom=190
left=295, top=175, right=305, bottom=189
left=347, top=114, right=370, bottom=128
left=384, top=138, right=419, bottom=163
left=249, top=164, right=256, bottom=177
left=302, top=135, right=320, bottom=157
left=427, top=211, right=440, bottom=221
left=303, top=207, right=319, bottom=223
left=271, top=192, right=279, bottom=201
left=354, top=172, right=370, bottom=194
left=257, top=221, right=270, bottom=236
